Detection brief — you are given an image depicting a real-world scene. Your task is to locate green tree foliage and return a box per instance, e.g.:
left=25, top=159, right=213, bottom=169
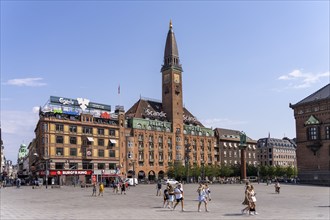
left=219, top=165, right=234, bottom=177
left=247, top=164, right=258, bottom=176
left=259, top=165, right=269, bottom=178
left=275, top=165, right=286, bottom=177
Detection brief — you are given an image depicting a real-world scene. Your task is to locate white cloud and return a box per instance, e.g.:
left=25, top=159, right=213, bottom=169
left=4, top=77, right=47, bottom=87
left=200, top=118, right=247, bottom=129
left=1, top=109, right=39, bottom=161
left=278, top=69, right=329, bottom=89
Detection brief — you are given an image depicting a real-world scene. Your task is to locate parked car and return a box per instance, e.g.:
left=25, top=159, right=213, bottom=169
left=125, top=178, right=138, bottom=186
left=165, top=179, right=179, bottom=185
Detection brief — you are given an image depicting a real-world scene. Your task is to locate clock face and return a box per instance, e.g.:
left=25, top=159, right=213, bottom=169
left=164, top=74, right=170, bottom=84
left=174, top=73, right=180, bottom=83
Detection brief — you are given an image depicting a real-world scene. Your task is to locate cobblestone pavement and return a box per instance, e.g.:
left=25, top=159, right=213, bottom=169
left=1, top=183, right=329, bottom=220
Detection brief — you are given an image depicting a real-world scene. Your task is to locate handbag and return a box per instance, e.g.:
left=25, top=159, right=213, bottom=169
left=251, top=196, right=257, bottom=202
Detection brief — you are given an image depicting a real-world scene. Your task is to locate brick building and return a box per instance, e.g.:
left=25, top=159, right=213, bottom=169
left=33, top=96, right=121, bottom=185
left=122, top=21, right=215, bottom=181
left=290, top=83, right=330, bottom=185
left=214, top=128, right=258, bottom=166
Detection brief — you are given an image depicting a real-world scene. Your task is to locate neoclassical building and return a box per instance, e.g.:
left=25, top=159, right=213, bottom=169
left=290, top=83, right=330, bottom=185
left=257, top=137, right=296, bottom=167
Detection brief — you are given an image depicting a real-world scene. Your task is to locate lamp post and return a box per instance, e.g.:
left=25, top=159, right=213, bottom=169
left=185, top=143, right=191, bottom=184
left=130, top=159, right=136, bottom=186
left=239, top=131, right=248, bottom=182
left=45, top=158, right=49, bottom=189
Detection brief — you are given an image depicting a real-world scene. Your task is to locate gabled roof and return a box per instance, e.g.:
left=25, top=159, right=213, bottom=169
left=214, top=128, right=254, bottom=142
left=293, top=83, right=330, bottom=106
left=125, top=98, right=204, bottom=127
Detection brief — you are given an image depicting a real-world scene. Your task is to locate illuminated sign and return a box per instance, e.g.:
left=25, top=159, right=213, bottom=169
left=50, top=96, right=111, bottom=111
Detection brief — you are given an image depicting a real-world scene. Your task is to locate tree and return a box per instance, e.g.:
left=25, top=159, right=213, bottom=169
left=259, top=165, right=268, bottom=179
left=275, top=166, right=286, bottom=178
left=220, top=165, right=233, bottom=177
left=247, top=164, right=258, bottom=176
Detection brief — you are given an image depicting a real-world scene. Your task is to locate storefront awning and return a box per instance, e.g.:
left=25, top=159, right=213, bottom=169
left=87, top=137, right=94, bottom=142
left=110, top=139, right=117, bottom=144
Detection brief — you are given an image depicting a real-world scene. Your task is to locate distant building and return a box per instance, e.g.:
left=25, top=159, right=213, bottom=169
left=257, top=136, right=296, bottom=167
left=214, top=128, right=258, bottom=167
left=17, top=143, right=29, bottom=180
left=290, top=83, right=330, bottom=185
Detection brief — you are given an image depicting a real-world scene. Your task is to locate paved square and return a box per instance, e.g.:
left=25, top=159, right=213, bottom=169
left=1, top=183, right=329, bottom=219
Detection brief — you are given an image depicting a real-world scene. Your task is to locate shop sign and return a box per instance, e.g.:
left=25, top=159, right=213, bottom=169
left=49, top=170, right=93, bottom=176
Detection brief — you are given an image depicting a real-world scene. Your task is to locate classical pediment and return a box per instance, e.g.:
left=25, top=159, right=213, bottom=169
left=304, top=115, right=320, bottom=125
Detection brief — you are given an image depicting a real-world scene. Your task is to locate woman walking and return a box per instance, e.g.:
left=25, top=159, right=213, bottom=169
left=197, top=184, right=209, bottom=212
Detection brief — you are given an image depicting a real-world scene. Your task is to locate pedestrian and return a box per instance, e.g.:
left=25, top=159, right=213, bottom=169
left=121, top=181, right=126, bottom=195
left=98, top=182, right=104, bottom=196
left=204, top=183, right=211, bottom=201
left=197, top=183, right=209, bottom=212
left=163, top=187, right=170, bottom=208
left=92, top=183, right=97, bottom=197
left=156, top=180, right=162, bottom=196
left=166, top=184, right=175, bottom=209
left=275, top=180, right=280, bottom=194
left=173, top=184, right=184, bottom=211
left=241, top=184, right=251, bottom=214
left=249, top=185, right=258, bottom=215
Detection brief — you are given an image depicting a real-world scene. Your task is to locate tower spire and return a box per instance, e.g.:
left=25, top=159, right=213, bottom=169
left=161, top=20, right=182, bottom=72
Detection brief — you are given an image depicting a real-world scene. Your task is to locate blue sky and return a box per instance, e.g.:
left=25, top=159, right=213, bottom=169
left=1, top=1, right=329, bottom=162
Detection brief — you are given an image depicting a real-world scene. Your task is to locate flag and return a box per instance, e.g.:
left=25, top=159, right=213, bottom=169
left=118, top=84, right=120, bottom=94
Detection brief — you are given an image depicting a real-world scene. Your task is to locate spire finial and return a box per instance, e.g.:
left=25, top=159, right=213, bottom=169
left=169, top=19, right=172, bottom=29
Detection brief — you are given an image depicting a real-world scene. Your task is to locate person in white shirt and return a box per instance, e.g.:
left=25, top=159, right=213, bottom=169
left=173, top=184, right=184, bottom=211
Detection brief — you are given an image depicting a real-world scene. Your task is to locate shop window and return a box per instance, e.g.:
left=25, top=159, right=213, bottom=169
left=69, top=163, right=78, bottom=170
left=55, top=163, right=64, bottom=170
left=82, top=162, right=93, bottom=170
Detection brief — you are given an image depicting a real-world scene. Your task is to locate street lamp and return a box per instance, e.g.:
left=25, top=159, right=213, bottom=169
left=185, top=143, right=191, bottom=184
left=33, top=153, right=49, bottom=189
left=239, top=131, right=248, bottom=182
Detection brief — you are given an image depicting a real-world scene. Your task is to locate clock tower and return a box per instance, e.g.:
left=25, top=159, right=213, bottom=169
left=161, top=20, right=184, bottom=131
left=161, top=21, right=184, bottom=163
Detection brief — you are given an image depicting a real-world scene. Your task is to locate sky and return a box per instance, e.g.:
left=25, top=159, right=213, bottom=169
left=1, top=1, right=329, bottom=163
